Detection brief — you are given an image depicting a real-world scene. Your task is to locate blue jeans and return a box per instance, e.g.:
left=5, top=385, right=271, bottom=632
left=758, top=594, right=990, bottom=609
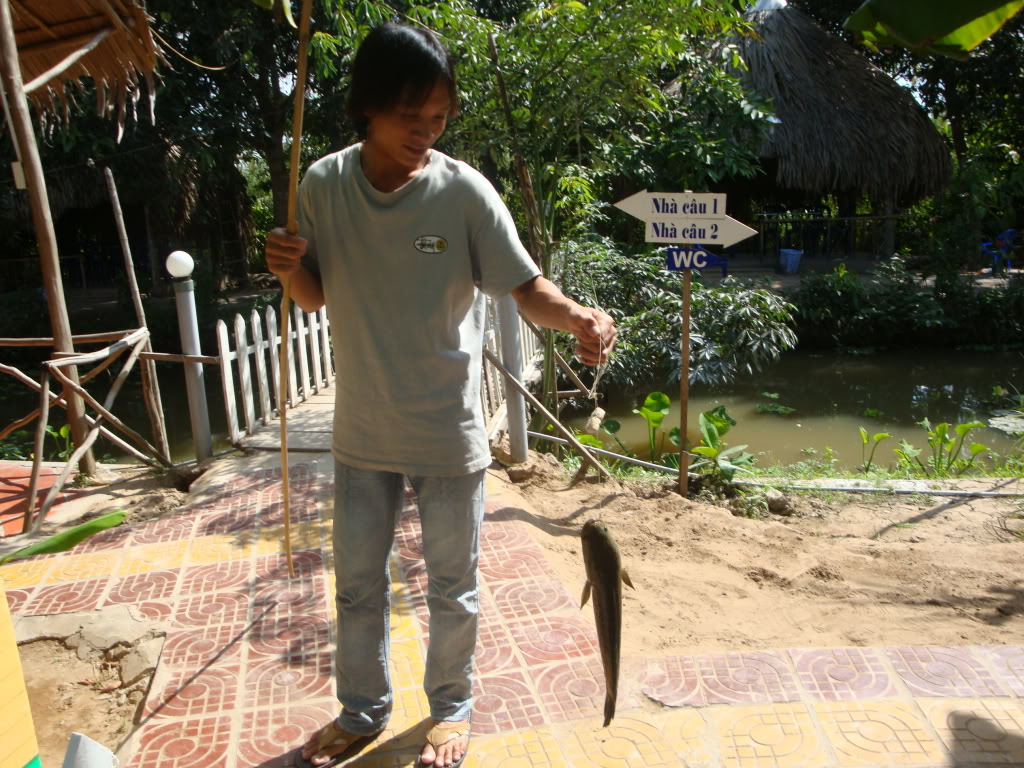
left=332, top=460, right=485, bottom=735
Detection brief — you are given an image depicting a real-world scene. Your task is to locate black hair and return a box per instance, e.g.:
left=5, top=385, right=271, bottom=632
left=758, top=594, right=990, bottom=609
left=347, top=23, right=459, bottom=139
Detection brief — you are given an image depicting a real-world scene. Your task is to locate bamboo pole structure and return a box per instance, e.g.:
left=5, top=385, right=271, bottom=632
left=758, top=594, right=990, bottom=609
left=483, top=348, right=613, bottom=482
left=277, top=0, right=314, bottom=579
left=104, top=167, right=171, bottom=464
left=33, top=332, right=151, bottom=528
left=0, top=0, right=95, bottom=475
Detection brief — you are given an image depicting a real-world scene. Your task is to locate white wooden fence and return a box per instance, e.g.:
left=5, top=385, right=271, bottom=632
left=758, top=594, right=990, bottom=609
left=215, top=298, right=540, bottom=446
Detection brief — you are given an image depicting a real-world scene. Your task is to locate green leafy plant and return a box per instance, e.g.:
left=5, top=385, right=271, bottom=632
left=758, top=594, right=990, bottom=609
left=689, top=406, right=754, bottom=482
left=633, top=392, right=672, bottom=460
left=755, top=392, right=796, bottom=416
left=863, top=408, right=886, bottom=419
left=859, top=427, right=892, bottom=472
left=895, top=419, right=989, bottom=476
left=45, top=423, right=74, bottom=461
left=0, top=510, right=126, bottom=565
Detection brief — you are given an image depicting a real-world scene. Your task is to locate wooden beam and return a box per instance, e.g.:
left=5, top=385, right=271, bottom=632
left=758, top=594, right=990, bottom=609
left=0, top=330, right=131, bottom=347
left=0, top=0, right=94, bottom=474
left=23, top=26, right=111, bottom=93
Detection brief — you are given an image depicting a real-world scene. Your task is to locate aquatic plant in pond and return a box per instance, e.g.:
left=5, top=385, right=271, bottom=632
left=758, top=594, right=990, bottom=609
left=859, top=428, right=891, bottom=473
left=689, top=406, right=754, bottom=482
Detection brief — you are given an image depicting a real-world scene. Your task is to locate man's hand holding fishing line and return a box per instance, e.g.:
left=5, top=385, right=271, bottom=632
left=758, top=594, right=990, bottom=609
left=268, top=232, right=617, bottom=368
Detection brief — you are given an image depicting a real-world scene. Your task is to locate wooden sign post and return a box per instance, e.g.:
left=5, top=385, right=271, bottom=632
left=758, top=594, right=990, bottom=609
left=614, top=191, right=756, bottom=496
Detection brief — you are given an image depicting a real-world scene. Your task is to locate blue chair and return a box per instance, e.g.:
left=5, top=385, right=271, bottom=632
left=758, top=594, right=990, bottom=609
left=981, top=228, right=1016, bottom=275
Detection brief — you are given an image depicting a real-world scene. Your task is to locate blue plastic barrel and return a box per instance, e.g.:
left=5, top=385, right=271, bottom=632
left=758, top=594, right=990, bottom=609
left=779, top=248, right=802, bottom=274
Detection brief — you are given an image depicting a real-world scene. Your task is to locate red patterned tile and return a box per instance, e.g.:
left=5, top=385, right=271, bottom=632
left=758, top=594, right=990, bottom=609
left=248, top=614, right=331, bottom=659
left=135, top=600, right=174, bottom=621
left=531, top=657, right=609, bottom=723
left=195, top=508, right=261, bottom=535
left=478, top=547, right=554, bottom=582
left=179, top=561, right=251, bottom=594
left=790, top=647, right=898, bottom=700
left=473, top=670, right=546, bottom=734
left=131, top=517, right=195, bottom=545
left=132, top=715, right=231, bottom=768
left=507, top=615, right=599, bottom=665
left=160, top=623, right=247, bottom=669
left=254, top=549, right=325, bottom=582
left=489, top=578, right=574, bottom=619
left=145, top=665, right=241, bottom=719
left=104, top=569, right=180, bottom=606
left=474, top=617, right=520, bottom=675
left=174, top=590, right=250, bottom=627
left=975, top=645, right=1024, bottom=696
left=253, top=577, right=328, bottom=619
left=3, top=587, right=33, bottom=613
left=885, top=646, right=1007, bottom=697
left=697, top=651, right=801, bottom=704
left=260, top=500, right=320, bottom=528
left=479, top=521, right=533, bottom=554
left=24, top=577, right=108, bottom=615
left=239, top=701, right=339, bottom=766
left=638, top=655, right=704, bottom=707
left=73, top=524, right=132, bottom=553
left=243, top=651, right=334, bottom=708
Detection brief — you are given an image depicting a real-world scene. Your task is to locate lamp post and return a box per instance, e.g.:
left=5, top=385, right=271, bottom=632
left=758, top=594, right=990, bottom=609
left=166, top=251, right=212, bottom=461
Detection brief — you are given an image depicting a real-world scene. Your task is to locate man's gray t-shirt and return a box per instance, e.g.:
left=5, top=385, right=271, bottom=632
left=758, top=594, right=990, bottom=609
left=297, top=144, right=540, bottom=476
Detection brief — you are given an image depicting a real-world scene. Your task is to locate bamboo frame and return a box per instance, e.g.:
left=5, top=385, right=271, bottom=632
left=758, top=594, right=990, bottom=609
left=28, top=330, right=153, bottom=530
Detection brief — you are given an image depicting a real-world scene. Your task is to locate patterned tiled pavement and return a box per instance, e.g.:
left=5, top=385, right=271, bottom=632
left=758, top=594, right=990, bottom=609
left=3, top=452, right=1024, bottom=768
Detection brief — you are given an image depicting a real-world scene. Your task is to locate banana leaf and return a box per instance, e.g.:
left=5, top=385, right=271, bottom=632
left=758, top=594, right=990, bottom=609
left=845, top=0, right=1024, bottom=59
left=0, top=511, right=126, bottom=566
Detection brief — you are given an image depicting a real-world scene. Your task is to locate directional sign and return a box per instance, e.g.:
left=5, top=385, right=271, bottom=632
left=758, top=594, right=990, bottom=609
left=665, top=246, right=727, bottom=273
left=645, top=216, right=756, bottom=247
left=614, top=190, right=726, bottom=221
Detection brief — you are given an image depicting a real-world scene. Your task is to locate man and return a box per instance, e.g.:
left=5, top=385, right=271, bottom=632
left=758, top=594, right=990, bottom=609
left=265, top=22, right=616, bottom=768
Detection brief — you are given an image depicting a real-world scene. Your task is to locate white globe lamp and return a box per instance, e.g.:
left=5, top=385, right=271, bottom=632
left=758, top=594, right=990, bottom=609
left=165, top=250, right=194, bottom=279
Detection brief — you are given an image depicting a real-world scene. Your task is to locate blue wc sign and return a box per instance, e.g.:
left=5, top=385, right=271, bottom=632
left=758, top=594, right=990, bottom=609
left=665, top=246, right=728, bottom=275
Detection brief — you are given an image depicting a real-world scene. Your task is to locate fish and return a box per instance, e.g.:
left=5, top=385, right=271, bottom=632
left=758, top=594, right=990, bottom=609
left=580, top=519, right=634, bottom=727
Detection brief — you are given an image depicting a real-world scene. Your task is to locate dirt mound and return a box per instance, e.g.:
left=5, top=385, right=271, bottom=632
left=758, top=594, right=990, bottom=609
left=497, top=463, right=1024, bottom=653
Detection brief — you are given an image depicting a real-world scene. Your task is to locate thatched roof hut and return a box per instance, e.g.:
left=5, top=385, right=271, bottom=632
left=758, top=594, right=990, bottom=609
left=11, top=0, right=160, bottom=136
left=736, top=0, right=951, bottom=205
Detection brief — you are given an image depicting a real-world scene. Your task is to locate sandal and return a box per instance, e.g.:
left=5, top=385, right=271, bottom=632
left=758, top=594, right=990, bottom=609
left=419, top=719, right=471, bottom=768
left=296, top=720, right=384, bottom=768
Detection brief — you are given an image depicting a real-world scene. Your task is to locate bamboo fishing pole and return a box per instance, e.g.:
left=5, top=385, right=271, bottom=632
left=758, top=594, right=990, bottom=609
left=278, top=0, right=314, bottom=579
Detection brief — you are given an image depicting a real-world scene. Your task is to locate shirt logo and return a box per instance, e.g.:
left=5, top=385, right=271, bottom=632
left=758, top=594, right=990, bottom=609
left=414, top=235, right=448, bottom=254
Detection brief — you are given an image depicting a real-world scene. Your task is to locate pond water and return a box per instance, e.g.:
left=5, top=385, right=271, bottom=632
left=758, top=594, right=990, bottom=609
left=564, top=349, right=1023, bottom=471
left=3, top=349, right=1021, bottom=471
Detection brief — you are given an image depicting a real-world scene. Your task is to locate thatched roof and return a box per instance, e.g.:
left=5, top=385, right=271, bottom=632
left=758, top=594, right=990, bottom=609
left=12, top=0, right=160, bottom=136
left=736, top=0, right=951, bottom=204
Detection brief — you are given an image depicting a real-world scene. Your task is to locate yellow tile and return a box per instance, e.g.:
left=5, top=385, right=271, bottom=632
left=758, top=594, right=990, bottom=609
left=815, top=701, right=946, bottom=766
left=922, top=698, right=1024, bottom=764
left=389, top=610, right=419, bottom=641
left=558, top=714, right=680, bottom=767
left=390, top=688, right=431, bottom=734
left=715, top=703, right=828, bottom=768
left=186, top=535, right=249, bottom=565
left=0, top=592, right=40, bottom=768
left=117, top=540, right=190, bottom=575
left=0, top=560, right=52, bottom=590
left=464, top=727, right=571, bottom=768
left=44, top=552, right=121, bottom=584
left=389, top=638, right=426, bottom=691
left=657, top=709, right=715, bottom=768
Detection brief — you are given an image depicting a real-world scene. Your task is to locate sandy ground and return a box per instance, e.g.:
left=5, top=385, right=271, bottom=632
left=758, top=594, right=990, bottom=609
left=495, top=454, right=1024, bottom=655
left=20, top=641, right=141, bottom=768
